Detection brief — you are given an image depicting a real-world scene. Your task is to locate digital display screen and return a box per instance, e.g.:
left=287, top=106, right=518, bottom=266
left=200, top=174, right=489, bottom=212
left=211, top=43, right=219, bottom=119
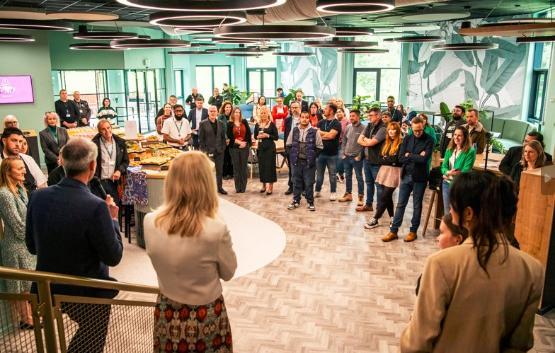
left=0, top=75, right=34, bottom=104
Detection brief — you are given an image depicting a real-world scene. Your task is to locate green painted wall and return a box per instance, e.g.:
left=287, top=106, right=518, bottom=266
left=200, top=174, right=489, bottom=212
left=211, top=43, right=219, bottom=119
left=0, top=30, right=54, bottom=138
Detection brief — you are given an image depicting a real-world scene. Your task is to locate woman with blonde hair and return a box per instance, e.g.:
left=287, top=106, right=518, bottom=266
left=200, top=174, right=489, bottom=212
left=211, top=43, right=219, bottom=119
left=510, top=139, right=547, bottom=194
left=144, top=151, right=237, bottom=353
left=254, top=106, right=279, bottom=194
left=39, top=111, right=69, bottom=174
left=0, top=157, right=36, bottom=329
left=365, top=122, right=403, bottom=229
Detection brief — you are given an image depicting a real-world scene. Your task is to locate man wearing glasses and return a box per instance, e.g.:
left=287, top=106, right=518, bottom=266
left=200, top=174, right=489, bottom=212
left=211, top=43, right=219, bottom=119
left=382, top=116, right=434, bottom=243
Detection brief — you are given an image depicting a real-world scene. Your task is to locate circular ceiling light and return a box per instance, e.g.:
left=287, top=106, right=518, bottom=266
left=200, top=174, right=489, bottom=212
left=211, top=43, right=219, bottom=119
left=0, top=19, right=73, bottom=31
left=0, top=33, right=35, bottom=42
left=149, top=11, right=246, bottom=28
left=334, top=27, right=374, bottom=36
left=212, top=37, right=260, bottom=44
left=117, top=0, right=286, bottom=12
left=168, top=50, right=215, bottom=54
left=191, top=42, right=217, bottom=47
left=516, top=35, right=555, bottom=43
left=480, top=18, right=555, bottom=26
left=213, top=46, right=273, bottom=53
left=384, top=35, right=443, bottom=43
left=432, top=43, right=498, bottom=51
left=46, top=12, right=119, bottom=21
left=304, top=39, right=378, bottom=48
left=273, top=51, right=315, bottom=56
left=337, top=48, right=389, bottom=53
left=176, top=27, right=213, bottom=34
left=70, top=43, right=126, bottom=50
left=401, top=11, right=470, bottom=22
left=73, top=27, right=138, bottom=40
left=226, top=53, right=261, bottom=57
left=316, top=0, right=395, bottom=14
left=214, top=25, right=336, bottom=40
left=110, top=38, right=190, bottom=49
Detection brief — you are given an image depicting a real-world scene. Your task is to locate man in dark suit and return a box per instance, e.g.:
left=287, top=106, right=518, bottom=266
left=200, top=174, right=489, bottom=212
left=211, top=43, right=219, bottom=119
left=91, top=119, right=129, bottom=205
left=283, top=101, right=302, bottom=194
left=293, top=89, right=309, bottom=112
left=54, top=89, right=80, bottom=129
left=188, top=97, right=209, bottom=149
left=26, top=137, right=123, bottom=353
left=499, top=131, right=553, bottom=175
left=199, top=105, right=228, bottom=194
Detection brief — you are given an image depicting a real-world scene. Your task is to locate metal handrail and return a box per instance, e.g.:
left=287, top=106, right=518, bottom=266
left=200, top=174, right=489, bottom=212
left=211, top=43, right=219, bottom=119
left=0, top=266, right=159, bottom=294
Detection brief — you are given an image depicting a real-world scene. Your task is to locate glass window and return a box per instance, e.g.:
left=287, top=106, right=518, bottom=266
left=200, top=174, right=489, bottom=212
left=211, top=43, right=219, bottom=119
left=246, top=52, right=276, bottom=68
left=195, top=66, right=231, bottom=99
left=354, top=69, right=378, bottom=98
left=174, top=70, right=184, bottom=104
left=354, top=37, right=401, bottom=69
left=379, top=69, right=401, bottom=101
left=540, top=42, right=552, bottom=69
left=213, top=66, right=231, bottom=89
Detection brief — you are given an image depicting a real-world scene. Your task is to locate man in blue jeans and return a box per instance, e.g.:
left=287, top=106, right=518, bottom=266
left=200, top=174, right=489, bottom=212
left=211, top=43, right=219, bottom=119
left=338, top=110, right=365, bottom=206
left=357, top=107, right=386, bottom=212
left=382, top=116, right=434, bottom=242
left=315, top=102, right=342, bottom=201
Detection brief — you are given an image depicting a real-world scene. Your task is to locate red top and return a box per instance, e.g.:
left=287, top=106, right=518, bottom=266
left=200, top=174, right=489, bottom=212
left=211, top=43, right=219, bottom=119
left=272, top=105, right=288, bottom=132
left=232, top=122, right=247, bottom=141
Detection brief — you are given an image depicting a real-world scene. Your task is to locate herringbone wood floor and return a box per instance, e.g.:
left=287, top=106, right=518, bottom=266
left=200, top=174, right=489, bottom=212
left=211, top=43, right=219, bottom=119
left=216, top=173, right=555, bottom=353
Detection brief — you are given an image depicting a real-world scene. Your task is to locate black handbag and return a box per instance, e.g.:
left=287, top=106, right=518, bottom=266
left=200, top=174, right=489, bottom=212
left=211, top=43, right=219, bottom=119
left=428, top=167, right=443, bottom=190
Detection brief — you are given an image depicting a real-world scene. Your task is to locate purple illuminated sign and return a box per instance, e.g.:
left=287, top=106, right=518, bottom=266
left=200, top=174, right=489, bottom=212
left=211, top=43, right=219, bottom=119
left=0, top=75, right=34, bottom=104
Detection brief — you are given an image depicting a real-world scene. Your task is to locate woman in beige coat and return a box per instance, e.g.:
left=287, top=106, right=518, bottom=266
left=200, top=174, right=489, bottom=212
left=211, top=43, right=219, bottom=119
left=401, top=171, right=544, bottom=353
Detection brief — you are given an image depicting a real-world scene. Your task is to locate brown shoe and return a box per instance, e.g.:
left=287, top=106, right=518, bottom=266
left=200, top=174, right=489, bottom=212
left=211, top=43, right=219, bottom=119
left=382, top=232, right=398, bottom=242
left=404, top=232, right=418, bottom=242
left=338, top=193, right=352, bottom=202
left=356, top=204, right=373, bottom=212
left=357, top=194, right=364, bottom=207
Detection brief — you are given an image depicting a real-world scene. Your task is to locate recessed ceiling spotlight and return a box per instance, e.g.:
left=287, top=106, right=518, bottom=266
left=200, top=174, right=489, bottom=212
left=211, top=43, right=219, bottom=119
left=432, top=43, right=498, bottom=51
left=337, top=48, right=388, bottom=53
left=117, top=0, right=286, bottom=12
left=304, top=39, right=378, bottom=48
left=0, top=34, right=35, bottom=42
left=149, top=11, right=247, bottom=28
left=70, top=43, right=126, bottom=50
left=334, top=27, right=374, bottom=36
left=110, top=38, right=190, bottom=49
left=73, top=26, right=138, bottom=40
left=384, top=35, right=443, bottom=43
left=214, top=25, right=336, bottom=40
left=0, top=19, right=73, bottom=31
left=316, top=0, right=395, bottom=14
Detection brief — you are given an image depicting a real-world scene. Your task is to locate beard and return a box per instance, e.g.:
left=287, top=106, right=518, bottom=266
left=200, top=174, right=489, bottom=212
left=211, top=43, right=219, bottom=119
left=175, top=114, right=183, bottom=120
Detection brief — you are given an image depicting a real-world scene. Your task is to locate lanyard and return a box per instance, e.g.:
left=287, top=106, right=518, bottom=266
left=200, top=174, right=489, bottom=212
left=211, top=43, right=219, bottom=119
left=101, top=138, right=114, bottom=159
left=174, top=118, right=184, bottom=137
left=324, top=119, right=335, bottom=131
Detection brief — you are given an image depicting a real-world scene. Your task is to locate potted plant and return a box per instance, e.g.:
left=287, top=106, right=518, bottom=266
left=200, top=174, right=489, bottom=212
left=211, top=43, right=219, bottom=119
left=222, top=85, right=248, bottom=105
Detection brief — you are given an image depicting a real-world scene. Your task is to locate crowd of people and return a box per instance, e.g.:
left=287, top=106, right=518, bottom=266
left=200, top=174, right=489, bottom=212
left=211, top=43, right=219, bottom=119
left=0, top=83, right=552, bottom=353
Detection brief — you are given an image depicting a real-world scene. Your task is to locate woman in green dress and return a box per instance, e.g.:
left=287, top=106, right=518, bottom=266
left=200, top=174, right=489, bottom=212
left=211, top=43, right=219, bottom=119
left=0, top=157, right=36, bottom=329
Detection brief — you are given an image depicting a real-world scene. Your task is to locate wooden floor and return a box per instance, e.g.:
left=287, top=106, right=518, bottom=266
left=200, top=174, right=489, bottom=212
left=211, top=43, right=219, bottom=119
left=115, top=172, right=555, bottom=353
left=217, top=175, right=555, bottom=353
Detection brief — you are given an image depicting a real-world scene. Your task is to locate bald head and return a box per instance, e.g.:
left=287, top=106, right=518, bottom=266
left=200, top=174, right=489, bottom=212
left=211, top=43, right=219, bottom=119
left=3, top=115, right=18, bottom=129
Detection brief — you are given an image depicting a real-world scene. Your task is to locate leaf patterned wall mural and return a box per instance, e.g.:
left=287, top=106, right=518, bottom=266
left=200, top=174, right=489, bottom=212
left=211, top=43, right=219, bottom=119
left=407, top=21, right=527, bottom=120
left=278, top=42, right=338, bottom=100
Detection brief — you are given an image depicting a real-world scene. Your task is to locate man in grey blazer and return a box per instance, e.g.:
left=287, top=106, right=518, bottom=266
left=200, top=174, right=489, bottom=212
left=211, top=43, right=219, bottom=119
left=187, top=97, right=209, bottom=149
left=199, top=105, right=228, bottom=194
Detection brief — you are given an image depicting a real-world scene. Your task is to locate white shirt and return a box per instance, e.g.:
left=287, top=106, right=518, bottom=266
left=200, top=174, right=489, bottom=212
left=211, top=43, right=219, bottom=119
left=99, top=137, right=117, bottom=180
left=144, top=211, right=237, bottom=305
left=19, top=153, right=47, bottom=188
left=161, top=117, right=192, bottom=147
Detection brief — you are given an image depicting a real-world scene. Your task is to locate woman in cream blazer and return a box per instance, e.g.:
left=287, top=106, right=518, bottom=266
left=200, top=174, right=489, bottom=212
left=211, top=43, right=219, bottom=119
left=401, top=171, right=544, bottom=353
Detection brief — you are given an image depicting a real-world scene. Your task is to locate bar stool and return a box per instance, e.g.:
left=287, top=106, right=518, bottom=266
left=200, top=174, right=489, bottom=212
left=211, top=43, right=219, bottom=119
left=422, top=168, right=444, bottom=237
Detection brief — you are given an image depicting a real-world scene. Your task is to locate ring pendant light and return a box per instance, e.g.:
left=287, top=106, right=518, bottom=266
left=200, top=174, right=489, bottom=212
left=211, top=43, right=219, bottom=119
left=0, top=19, right=73, bottom=31
left=70, top=43, right=126, bottom=50
left=117, top=0, right=286, bottom=12
left=214, top=25, right=336, bottom=40
left=384, top=35, right=443, bottom=43
left=0, top=34, right=35, bottom=42
left=273, top=51, right=315, bottom=56
left=304, top=39, right=378, bottom=48
left=337, top=48, right=389, bottom=53
left=516, top=35, right=555, bottom=43
left=316, top=0, right=395, bottom=14
left=432, top=43, right=498, bottom=51
left=149, top=11, right=247, bottom=27
left=73, top=26, right=138, bottom=40
left=168, top=50, right=215, bottom=55
left=110, top=38, right=190, bottom=49
left=334, top=27, right=374, bottom=37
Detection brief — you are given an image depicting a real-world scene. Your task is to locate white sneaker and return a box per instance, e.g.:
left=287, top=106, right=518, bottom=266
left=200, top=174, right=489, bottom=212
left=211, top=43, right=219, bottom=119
left=329, top=192, right=337, bottom=201
left=314, top=191, right=321, bottom=198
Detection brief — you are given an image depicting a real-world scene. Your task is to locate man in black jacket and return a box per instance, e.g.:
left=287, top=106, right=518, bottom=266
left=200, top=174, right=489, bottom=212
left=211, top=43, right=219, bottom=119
left=199, top=105, right=228, bottom=194
left=383, top=116, right=434, bottom=243
left=55, top=89, right=80, bottom=129
left=439, top=105, right=466, bottom=157
left=185, top=88, right=203, bottom=111
left=72, top=91, right=91, bottom=126
left=92, top=119, right=129, bottom=205
left=499, top=131, right=553, bottom=175
left=26, top=137, right=122, bottom=353
left=283, top=101, right=302, bottom=195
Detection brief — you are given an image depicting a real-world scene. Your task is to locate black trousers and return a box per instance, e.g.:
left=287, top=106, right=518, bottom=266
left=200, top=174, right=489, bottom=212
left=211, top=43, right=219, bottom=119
left=223, top=145, right=234, bottom=177
left=211, top=152, right=224, bottom=190
left=63, top=303, right=111, bottom=353
left=286, top=154, right=293, bottom=189
left=100, top=179, right=120, bottom=205
left=375, top=185, right=396, bottom=219
left=229, top=147, right=249, bottom=192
